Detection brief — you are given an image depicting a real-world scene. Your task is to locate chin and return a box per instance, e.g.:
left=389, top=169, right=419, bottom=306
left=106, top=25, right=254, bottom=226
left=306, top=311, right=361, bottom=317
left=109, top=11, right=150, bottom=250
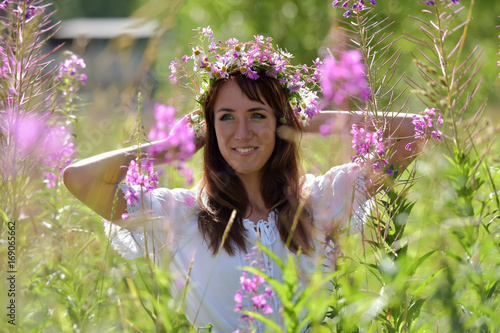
left=234, top=169, right=257, bottom=176
left=233, top=166, right=260, bottom=177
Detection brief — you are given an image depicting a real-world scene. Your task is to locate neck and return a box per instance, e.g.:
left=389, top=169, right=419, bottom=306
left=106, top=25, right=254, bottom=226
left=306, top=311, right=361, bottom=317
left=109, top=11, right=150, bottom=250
left=238, top=173, right=268, bottom=219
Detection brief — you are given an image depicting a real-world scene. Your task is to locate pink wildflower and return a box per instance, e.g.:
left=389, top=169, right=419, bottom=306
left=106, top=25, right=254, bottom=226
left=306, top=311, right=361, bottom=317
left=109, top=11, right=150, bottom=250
left=332, top=0, right=377, bottom=16
left=56, top=52, right=87, bottom=97
left=123, top=158, right=159, bottom=204
left=42, top=125, right=75, bottom=188
left=351, top=123, right=388, bottom=172
left=169, top=61, right=178, bottom=85
left=234, top=246, right=275, bottom=330
left=412, top=108, right=443, bottom=141
left=201, top=26, right=214, bottom=40
left=321, top=50, right=370, bottom=106
left=319, top=118, right=336, bottom=137
left=147, top=103, right=195, bottom=185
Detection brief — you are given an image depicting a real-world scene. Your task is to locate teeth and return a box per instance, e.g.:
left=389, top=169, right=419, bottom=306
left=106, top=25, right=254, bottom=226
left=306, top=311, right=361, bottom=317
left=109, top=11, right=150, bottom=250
left=235, top=147, right=255, bottom=153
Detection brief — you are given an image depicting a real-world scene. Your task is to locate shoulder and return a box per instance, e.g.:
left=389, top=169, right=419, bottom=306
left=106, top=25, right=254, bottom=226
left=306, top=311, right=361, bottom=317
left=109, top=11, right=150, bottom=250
left=151, top=187, right=200, bottom=225
left=153, top=187, right=198, bottom=208
left=302, top=163, right=368, bottom=232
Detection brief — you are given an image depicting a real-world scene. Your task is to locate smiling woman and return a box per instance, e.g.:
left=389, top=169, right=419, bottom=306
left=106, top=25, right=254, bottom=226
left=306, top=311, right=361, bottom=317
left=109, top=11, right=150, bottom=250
left=198, top=72, right=313, bottom=259
left=63, top=29, right=421, bottom=332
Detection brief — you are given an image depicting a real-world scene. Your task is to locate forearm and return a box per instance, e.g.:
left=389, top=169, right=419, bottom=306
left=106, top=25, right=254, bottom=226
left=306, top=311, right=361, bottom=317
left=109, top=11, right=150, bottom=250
left=66, top=139, right=177, bottom=186
left=303, top=110, right=363, bottom=134
left=303, top=110, right=422, bottom=171
left=63, top=145, right=132, bottom=221
left=63, top=131, right=203, bottom=221
left=304, top=110, right=416, bottom=138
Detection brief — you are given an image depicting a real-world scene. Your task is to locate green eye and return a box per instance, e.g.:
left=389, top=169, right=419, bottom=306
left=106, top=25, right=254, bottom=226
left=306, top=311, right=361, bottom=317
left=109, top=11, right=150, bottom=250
left=251, top=113, right=266, bottom=119
left=220, top=114, right=233, bottom=121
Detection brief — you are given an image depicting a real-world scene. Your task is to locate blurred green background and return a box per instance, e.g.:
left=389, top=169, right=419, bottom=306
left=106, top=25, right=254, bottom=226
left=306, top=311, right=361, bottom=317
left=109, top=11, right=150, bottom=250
left=49, top=0, right=499, bottom=160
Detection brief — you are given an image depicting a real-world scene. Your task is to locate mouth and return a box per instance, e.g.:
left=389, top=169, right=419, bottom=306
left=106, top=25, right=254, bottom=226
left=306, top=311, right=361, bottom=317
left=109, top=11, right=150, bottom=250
left=233, top=147, right=257, bottom=154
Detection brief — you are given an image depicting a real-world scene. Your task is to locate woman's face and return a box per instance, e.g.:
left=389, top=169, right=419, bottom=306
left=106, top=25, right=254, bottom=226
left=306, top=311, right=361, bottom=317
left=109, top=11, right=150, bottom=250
left=213, top=80, right=277, bottom=180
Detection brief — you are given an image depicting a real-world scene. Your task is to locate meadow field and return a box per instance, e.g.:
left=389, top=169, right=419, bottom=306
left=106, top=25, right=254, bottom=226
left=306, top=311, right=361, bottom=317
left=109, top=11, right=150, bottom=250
left=1, top=0, right=499, bottom=332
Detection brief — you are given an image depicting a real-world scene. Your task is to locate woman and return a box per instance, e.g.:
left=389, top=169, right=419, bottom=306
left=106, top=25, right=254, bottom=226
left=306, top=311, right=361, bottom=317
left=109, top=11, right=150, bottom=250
left=63, top=35, right=419, bottom=332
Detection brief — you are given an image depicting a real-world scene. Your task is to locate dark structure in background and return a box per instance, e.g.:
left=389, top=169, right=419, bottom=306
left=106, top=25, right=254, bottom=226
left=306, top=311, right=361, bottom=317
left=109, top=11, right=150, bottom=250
left=51, top=18, right=159, bottom=91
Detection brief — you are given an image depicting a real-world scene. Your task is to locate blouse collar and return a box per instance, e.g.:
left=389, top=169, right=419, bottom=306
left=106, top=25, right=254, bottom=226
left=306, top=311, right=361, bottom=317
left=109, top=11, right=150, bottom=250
left=242, top=211, right=278, bottom=246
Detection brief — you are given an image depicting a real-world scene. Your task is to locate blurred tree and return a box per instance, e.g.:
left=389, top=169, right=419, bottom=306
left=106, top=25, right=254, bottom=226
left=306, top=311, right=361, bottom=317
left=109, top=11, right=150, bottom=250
left=52, top=0, right=500, bottom=112
left=151, top=0, right=500, bottom=111
left=149, top=0, right=333, bottom=108
left=53, top=0, right=143, bottom=19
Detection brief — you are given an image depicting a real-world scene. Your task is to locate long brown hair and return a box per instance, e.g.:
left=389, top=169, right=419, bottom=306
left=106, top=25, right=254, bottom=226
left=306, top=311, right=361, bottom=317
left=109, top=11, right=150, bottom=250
left=197, top=71, right=313, bottom=256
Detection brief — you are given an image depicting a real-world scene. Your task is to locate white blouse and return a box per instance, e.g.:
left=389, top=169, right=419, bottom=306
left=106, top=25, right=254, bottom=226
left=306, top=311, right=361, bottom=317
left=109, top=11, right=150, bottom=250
left=103, top=163, right=368, bottom=332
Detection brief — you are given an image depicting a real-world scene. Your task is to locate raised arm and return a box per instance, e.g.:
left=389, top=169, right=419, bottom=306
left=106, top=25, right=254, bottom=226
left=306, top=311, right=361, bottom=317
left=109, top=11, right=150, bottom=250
left=63, top=117, right=203, bottom=222
left=304, top=110, right=420, bottom=172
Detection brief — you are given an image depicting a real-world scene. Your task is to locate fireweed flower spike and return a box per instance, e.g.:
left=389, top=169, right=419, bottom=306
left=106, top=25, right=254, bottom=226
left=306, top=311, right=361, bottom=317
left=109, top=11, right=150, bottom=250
left=1, top=111, right=75, bottom=188
left=147, top=103, right=195, bottom=185
left=169, top=27, right=323, bottom=135
left=404, top=108, right=443, bottom=151
left=234, top=246, right=275, bottom=331
left=351, top=123, right=389, bottom=172
left=332, top=0, right=377, bottom=17
left=55, top=51, right=87, bottom=122
left=425, top=0, right=459, bottom=6
left=123, top=159, right=159, bottom=206
left=2, top=112, right=44, bottom=155
left=148, top=103, right=196, bottom=161
left=56, top=52, right=87, bottom=88
left=320, top=50, right=370, bottom=106
left=412, top=108, right=443, bottom=140
left=42, top=125, right=75, bottom=188
left=11, top=1, right=45, bottom=22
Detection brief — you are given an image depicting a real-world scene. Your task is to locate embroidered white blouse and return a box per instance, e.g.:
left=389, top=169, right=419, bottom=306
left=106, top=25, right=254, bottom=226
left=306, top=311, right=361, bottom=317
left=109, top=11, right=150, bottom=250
left=103, top=163, right=367, bottom=332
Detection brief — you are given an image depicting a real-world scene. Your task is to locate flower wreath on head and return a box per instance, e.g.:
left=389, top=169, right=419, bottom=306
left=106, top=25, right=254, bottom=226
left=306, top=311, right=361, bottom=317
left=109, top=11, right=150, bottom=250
left=169, top=26, right=324, bottom=136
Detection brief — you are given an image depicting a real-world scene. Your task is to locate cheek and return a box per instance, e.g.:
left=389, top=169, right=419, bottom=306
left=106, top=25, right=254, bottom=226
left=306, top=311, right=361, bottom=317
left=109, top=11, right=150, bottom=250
left=260, top=127, right=276, bottom=152
left=262, top=125, right=276, bottom=140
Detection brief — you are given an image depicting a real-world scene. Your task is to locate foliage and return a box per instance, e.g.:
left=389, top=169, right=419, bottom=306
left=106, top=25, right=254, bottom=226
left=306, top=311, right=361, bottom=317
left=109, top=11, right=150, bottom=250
left=1, top=0, right=499, bottom=332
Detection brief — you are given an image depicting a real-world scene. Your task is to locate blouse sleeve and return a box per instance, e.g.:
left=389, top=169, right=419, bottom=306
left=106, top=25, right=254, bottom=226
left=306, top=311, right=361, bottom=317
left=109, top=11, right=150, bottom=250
left=102, top=185, right=198, bottom=261
left=304, top=163, right=369, bottom=235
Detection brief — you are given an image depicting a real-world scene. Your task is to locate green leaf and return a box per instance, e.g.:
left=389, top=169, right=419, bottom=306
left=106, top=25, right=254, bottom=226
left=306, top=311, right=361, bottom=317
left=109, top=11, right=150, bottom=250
left=486, top=280, right=499, bottom=300
left=255, top=242, right=286, bottom=271
left=241, top=310, right=285, bottom=333
left=196, top=323, right=213, bottom=332
left=283, top=253, right=299, bottom=295
left=412, top=267, right=447, bottom=300
left=406, top=298, right=426, bottom=328
left=406, top=250, right=436, bottom=276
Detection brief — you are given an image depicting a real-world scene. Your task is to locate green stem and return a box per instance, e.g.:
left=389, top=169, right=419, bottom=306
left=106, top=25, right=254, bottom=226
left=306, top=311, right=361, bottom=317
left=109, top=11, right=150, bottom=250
left=355, top=10, right=378, bottom=119
left=453, top=0, right=475, bottom=69
left=433, top=3, right=460, bottom=150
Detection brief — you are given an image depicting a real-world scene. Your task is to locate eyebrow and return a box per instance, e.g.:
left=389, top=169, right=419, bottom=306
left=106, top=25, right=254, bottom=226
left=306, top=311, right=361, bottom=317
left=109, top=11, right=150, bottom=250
left=216, top=107, right=270, bottom=113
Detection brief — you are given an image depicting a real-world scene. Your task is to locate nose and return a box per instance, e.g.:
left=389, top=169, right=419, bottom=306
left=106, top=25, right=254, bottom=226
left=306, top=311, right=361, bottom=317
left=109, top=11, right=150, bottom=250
left=234, top=118, right=252, bottom=140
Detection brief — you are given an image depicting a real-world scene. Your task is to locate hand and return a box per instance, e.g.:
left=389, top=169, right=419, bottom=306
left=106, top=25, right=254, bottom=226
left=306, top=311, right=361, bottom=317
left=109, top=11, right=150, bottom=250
left=185, top=109, right=206, bottom=151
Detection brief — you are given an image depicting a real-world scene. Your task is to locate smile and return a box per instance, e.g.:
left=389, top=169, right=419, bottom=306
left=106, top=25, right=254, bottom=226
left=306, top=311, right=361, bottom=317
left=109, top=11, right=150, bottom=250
left=234, top=147, right=257, bottom=154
